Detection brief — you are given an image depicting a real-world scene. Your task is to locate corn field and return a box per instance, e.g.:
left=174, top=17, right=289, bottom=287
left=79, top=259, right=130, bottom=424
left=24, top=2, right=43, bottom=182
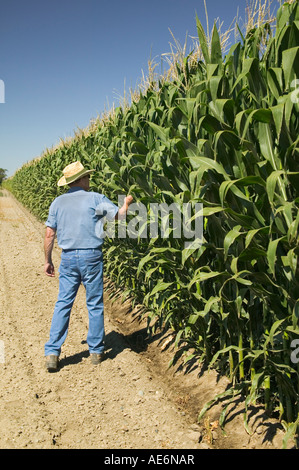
left=5, top=1, right=299, bottom=446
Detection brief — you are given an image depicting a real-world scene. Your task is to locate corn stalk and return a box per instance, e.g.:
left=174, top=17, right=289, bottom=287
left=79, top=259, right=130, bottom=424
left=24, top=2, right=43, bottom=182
left=4, top=0, right=299, bottom=447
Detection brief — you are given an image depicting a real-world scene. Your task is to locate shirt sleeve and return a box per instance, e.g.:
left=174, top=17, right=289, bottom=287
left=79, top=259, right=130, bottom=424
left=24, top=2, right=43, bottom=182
left=45, top=200, right=57, bottom=229
left=95, top=195, right=119, bottom=221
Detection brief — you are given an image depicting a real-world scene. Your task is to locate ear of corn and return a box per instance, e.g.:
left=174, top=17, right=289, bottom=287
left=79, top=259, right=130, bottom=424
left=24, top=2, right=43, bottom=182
left=5, top=1, right=299, bottom=446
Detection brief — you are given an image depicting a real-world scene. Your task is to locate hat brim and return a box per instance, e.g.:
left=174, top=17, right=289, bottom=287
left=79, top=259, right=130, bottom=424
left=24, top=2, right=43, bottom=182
left=57, top=169, right=95, bottom=187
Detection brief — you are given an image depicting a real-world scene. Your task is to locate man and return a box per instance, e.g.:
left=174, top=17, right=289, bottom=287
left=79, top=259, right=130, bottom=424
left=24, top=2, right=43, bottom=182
left=44, top=161, right=133, bottom=372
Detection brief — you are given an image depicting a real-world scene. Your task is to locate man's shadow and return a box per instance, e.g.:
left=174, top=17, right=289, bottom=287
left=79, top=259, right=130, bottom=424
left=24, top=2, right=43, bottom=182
left=57, top=329, right=129, bottom=369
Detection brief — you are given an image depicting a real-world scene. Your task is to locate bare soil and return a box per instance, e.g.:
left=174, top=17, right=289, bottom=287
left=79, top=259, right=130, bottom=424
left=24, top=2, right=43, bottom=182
left=0, top=190, right=291, bottom=449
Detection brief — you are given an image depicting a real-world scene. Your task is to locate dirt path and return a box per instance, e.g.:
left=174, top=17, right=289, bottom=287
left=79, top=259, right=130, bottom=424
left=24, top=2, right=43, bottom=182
left=0, top=190, right=289, bottom=449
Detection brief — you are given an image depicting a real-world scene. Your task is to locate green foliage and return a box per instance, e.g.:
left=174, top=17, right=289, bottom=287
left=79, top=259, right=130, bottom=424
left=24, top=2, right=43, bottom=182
left=5, top=1, right=299, bottom=446
left=0, top=168, right=7, bottom=185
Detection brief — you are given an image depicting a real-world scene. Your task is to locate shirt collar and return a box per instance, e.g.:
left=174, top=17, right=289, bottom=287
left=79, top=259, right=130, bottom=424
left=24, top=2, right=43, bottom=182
left=67, top=187, right=85, bottom=193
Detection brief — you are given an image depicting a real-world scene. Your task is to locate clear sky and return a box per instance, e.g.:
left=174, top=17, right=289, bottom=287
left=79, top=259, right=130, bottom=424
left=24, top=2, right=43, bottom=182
left=0, top=0, right=280, bottom=177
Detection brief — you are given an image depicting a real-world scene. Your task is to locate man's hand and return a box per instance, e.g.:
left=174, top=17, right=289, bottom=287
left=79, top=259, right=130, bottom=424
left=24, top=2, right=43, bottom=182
left=124, top=195, right=133, bottom=206
left=116, top=195, right=134, bottom=219
left=44, top=262, right=55, bottom=277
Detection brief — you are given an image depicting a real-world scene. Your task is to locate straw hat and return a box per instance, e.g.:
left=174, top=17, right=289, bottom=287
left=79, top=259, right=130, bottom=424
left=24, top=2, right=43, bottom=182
left=57, top=161, right=95, bottom=187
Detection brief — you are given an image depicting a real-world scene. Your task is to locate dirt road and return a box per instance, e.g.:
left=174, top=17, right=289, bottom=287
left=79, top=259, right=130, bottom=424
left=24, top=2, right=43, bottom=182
left=0, top=190, right=288, bottom=449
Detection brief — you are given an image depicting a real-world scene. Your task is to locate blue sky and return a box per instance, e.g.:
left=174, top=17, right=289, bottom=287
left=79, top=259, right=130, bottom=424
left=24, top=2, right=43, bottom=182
left=0, top=0, right=280, bottom=177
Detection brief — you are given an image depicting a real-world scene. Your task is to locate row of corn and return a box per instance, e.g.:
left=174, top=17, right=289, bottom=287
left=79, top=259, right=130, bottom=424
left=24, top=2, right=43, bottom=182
left=5, top=1, right=299, bottom=446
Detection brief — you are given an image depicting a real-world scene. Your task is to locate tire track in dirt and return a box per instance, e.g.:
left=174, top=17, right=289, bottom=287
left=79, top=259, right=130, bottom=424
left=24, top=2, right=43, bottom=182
left=0, top=191, right=203, bottom=449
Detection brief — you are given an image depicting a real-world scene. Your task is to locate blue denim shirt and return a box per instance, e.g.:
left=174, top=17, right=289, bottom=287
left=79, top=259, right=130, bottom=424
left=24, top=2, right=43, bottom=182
left=45, top=187, right=118, bottom=250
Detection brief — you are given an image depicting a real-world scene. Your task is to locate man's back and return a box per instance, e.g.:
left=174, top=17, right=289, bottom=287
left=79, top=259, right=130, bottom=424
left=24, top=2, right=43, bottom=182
left=46, top=187, right=118, bottom=250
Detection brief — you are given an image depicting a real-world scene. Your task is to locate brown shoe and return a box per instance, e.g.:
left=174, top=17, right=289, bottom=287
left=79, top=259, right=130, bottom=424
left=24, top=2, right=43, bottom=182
left=46, top=355, right=59, bottom=372
left=90, top=353, right=104, bottom=365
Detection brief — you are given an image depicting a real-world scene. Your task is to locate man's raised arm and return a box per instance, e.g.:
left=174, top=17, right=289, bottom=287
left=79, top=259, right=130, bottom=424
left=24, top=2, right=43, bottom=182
left=115, top=195, right=133, bottom=220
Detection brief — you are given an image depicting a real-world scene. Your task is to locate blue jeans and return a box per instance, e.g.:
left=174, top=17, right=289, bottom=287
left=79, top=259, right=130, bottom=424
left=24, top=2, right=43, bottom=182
left=44, top=249, right=104, bottom=357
